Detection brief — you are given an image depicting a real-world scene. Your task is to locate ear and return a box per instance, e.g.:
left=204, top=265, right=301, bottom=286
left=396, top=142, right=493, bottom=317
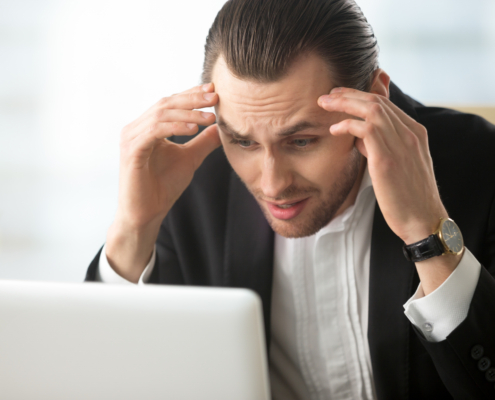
left=370, top=69, right=391, bottom=99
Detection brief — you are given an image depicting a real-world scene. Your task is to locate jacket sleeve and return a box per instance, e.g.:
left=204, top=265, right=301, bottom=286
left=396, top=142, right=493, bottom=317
left=414, top=267, right=495, bottom=399
left=412, top=188, right=495, bottom=399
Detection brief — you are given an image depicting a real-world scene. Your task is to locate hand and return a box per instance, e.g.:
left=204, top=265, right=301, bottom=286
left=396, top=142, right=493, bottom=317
left=116, top=83, right=220, bottom=229
left=106, top=83, right=220, bottom=282
left=317, top=87, right=447, bottom=245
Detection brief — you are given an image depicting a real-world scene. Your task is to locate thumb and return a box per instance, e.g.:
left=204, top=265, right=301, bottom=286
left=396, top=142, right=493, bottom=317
left=185, top=124, right=222, bottom=169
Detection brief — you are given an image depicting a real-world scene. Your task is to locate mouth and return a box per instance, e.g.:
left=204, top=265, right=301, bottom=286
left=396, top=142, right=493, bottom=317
left=275, top=203, right=298, bottom=209
left=264, top=198, right=310, bottom=220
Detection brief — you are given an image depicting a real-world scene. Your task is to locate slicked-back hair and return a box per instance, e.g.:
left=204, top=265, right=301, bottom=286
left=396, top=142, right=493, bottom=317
left=202, top=0, right=379, bottom=92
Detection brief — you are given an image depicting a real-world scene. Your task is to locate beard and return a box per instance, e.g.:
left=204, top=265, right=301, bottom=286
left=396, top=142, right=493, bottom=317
left=245, top=148, right=363, bottom=238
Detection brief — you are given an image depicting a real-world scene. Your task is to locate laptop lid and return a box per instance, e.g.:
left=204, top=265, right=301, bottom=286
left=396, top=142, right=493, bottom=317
left=0, top=280, right=271, bottom=400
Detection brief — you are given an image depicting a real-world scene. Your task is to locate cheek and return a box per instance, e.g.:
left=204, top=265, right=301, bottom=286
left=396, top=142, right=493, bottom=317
left=291, top=134, right=356, bottom=185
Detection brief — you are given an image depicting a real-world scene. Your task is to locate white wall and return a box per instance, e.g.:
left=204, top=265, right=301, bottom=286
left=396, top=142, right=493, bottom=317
left=0, top=0, right=494, bottom=282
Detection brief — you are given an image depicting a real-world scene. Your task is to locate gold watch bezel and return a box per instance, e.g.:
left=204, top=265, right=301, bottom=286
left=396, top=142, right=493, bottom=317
left=434, top=217, right=464, bottom=256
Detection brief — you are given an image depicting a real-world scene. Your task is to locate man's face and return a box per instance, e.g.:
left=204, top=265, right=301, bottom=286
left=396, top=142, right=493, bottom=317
left=212, top=53, right=364, bottom=238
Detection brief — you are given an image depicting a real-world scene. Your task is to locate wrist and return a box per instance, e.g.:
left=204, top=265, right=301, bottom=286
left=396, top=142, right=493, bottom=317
left=105, top=217, right=162, bottom=283
left=401, top=209, right=449, bottom=245
left=109, top=213, right=163, bottom=239
left=415, top=251, right=463, bottom=295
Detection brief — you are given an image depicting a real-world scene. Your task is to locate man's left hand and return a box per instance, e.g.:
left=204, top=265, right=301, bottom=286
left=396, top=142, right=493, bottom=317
left=318, top=87, right=447, bottom=246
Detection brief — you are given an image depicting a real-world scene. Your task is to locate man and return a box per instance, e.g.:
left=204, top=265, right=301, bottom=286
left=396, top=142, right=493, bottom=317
left=85, top=0, right=495, bottom=398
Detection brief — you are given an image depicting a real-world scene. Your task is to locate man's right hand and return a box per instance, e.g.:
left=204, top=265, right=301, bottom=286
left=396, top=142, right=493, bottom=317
left=105, top=83, right=220, bottom=283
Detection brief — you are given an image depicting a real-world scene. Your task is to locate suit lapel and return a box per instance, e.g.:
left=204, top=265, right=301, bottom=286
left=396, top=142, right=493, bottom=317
left=224, top=170, right=275, bottom=344
left=368, top=203, right=418, bottom=399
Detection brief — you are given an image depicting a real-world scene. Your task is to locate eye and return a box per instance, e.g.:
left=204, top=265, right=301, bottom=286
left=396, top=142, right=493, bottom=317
left=238, top=139, right=254, bottom=148
left=291, top=138, right=312, bottom=147
left=229, top=137, right=255, bottom=148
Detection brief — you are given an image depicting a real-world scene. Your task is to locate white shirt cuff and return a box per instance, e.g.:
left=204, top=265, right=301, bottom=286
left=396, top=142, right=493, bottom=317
left=95, top=244, right=156, bottom=285
left=403, top=247, right=481, bottom=342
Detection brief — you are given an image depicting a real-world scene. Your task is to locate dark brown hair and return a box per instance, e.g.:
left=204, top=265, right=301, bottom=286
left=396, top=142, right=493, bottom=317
left=202, top=0, right=379, bottom=91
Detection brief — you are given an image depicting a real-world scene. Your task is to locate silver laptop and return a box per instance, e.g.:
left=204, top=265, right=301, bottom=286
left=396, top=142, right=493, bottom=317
left=0, top=280, right=270, bottom=400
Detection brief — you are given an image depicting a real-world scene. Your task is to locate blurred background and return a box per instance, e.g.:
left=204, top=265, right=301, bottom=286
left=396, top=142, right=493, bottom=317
left=1, top=0, right=494, bottom=282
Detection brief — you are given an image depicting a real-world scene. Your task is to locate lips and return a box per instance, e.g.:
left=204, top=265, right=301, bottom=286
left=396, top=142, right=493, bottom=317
left=265, top=198, right=309, bottom=220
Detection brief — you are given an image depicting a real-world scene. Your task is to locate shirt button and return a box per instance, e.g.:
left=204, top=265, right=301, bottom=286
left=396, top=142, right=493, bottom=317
left=471, top=345, right=484, bottom=360
left=485, top=368, right=495, bottom=382
left=478, top=357, right=491, bottom=372
left=423, top=322, right=433, bottom=332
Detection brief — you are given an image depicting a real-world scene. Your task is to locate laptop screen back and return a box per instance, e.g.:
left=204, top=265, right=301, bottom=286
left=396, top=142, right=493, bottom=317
left=0, top=280, right=270, bottom=400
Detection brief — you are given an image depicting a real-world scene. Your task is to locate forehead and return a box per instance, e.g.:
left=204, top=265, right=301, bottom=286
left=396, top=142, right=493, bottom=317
left=211, top=53, right=335, bottom=130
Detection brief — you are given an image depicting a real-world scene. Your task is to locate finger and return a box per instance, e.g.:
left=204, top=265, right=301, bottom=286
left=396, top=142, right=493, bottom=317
left=328, top=88, right=426, bottom=139
left=320, top=95, right=400, bottom=141
left=124, top=103, right=217, bottom=144
left=378, top=96, right=428, bottom=138
left=177, top=82, right=215, bottom=96
left=130, top=121, right=200, bottom=156
left=184, top=124, right=222, bottom=170
left=330, top=118, right=393, bottom=155
left=154, top=109, right=216, bottom=125
left=132, top=108, right=216, bottom=140
left=159, top=90, right=218, bottom=111
left=319, top=93, right=388, bottom=125
left=333, top=91, right=427, bottom=148
left=121, top=84, right=217, bottom=142
left=127, top=92, right=217, bottom=140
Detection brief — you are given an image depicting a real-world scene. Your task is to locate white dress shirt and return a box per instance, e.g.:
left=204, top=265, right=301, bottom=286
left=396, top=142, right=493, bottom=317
left=97, top=166, right=481, bottom=400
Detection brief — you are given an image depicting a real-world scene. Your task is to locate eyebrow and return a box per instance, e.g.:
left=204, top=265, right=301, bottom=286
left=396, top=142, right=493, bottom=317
left=217, top=117, right=321, bottom=140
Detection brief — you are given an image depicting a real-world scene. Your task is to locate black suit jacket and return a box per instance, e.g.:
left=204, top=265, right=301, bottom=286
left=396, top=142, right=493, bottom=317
left=86, top=83, right=495, bottom=399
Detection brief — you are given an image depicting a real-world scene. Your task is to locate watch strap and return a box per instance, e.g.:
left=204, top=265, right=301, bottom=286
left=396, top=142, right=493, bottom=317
left=402, top=234, right=445, bottom=262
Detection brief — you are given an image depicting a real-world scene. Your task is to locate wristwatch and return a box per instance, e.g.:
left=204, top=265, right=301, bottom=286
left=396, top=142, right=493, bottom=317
left=403, top=217, right=464, bottom=262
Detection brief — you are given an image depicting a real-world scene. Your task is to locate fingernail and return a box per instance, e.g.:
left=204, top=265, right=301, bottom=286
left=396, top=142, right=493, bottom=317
left=319, top=95, right=332, bottom=104
left=331, top=87, right=342, bottom=93
left=202, top=83, right=211, bottom=92
left=187, top=123, right=197, bottom=129
left=201, top=112, right=214, bottom=119
left=203, top=92, right=215, bottom=101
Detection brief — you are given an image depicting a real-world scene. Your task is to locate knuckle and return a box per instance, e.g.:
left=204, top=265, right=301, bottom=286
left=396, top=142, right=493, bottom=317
left=146, top=122, right=160, bottom=138
left=149, top=122, right=160, bottom=132
left=364, top=122, right=375, bottom=136
left=159, top=96, right=172, bottom=108
left=368, top=103, right=383, bottom=117
left=169, top=121, right=182, bottom=134
left=364, top=93, right=378, bottom=103
left=417, top=124, right=428, bottom=138
left=405, top=132, right=420, bottom=149
left=152, top=109, right=164, bottom=121
left=338, top=119, right=350, bottom=130
left=195, top=92, right=205, bottom=103
left=185, top=92, right=195, bottom=104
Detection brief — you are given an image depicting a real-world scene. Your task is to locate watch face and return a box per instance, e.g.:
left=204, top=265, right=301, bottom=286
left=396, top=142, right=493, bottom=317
left=440, top=219, right=464, bottom=254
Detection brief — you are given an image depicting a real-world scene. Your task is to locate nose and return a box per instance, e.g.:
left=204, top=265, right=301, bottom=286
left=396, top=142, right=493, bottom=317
left=259, top=150, right=292, bottom=199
